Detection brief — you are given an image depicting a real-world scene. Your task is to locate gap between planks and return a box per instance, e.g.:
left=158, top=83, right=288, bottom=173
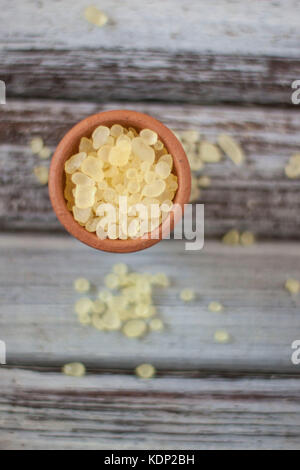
left=1, top=0, right=300, bottom=104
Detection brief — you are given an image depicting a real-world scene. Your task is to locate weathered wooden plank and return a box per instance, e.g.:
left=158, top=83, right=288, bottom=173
left=1, top=368, right=300, bottom=450
left=1, top=234, right=300, bottom=373
left=1, top=0, right=300, bottom=104
left=1, top=100, right=300, bottom=238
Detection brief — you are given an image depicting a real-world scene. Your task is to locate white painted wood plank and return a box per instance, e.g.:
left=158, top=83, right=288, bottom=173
left=1, top=368, right=300, bottom=450
left=1, top=100, right=300, bottom=237
left=2, top=0, right=299, bottom=56
left=0, top=234, right=300, bottom=372
left=1, top=1, right=299, bottom=103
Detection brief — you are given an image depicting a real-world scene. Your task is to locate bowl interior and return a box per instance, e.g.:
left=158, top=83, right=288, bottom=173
left=49, top=110, right=191, bottom=253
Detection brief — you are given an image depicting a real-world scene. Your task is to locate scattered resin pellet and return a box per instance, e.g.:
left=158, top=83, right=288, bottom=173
left=214, top=330, right=230, bottom=344
left=240, top=231, right=255, bottom=247
left=285, top=278, right=300, bottom=295
left=62, top=362, right=86, bottom=377
left=38, top=146, right=51, bottom=160
left=149, top=318, right=164, bottom=331
left=208, top=301, right=223, bottom=313
left=33, top=166, right=49, bottom=185
left=105, top=273, right=119, bottom=289
left=151, top=273, right=170, bottom=287
left=135, top=363, right=156, bottom=379
left=180, top=288, right=195, bottom=302
left=75, top=297, right=93, bottom=315
left=74, top=277, right=90, bottom=293
left=197, top=176, right=211, bottom=188
left=92, top=299, right=106, bottom=314
left=64, top=124, right=178, bottom=240
left=83, top=5, right=108, bottom=27
left=30, top=137, right=44, bottom=154
left=199, top=142, right=222, bottom=163
left=222, top=229, right=240, bottom=246
left=180, top=130, right=199, bottom=143
left=78, top=310, right=92, bottom=325
left=92, top=313, right=105, bottom=330
left=123, top=319, right=147, bottom=338
left=218, top=134, right=244, bottom=166
left=285, top=153, right=300, bottom=179
left=113, top=263, right=128, bottom=275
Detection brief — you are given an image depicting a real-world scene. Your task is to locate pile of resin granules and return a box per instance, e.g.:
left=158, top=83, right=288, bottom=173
left=74, top=263, right=168, bottom=338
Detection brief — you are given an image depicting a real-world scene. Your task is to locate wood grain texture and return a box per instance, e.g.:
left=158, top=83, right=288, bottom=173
left=1, top=234, right=300, bottom=373
left=1, top=368, right=300, bottom=450
left=1, top=100, right=300, bottom=238
left=1, top=0, right=300, bottom=104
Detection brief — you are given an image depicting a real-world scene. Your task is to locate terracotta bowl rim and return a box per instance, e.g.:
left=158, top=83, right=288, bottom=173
left=48, top=109, right=191, bottom=253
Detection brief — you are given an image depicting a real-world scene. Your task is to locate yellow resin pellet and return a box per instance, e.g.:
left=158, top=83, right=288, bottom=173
left=214, top=330, right=230, bottom=344
left=98, top=290, right=113, bottom=303
left=71, top=172, right=94, bottom=186
left=113, top=263, right=128, bottom=276
left=127, top=180, right=140, bottom=194
left=132, top=137, right=155, bottom=164
left=155, top=161, right=171, bottom=179
left=151, top=273, right=170, bottom=287
left=126, top=168, right=138, bottom=179
left=30, top=137, right=44, bottom=154
left=81, top=156, right=104, bottom=182
left=158, top=154, right=173, bottom=168
left=181, top=130, right=199, bottom=143
left=62, top=363, right=86, bottom=377
left=149, top=318, right=164, bottom=331
left=218, top=134, right=244, bottom=166
left=92, top=299, right=106, bottom=314
left=140, top=128, right=158, bottom=146
left=73, top=207, right=92, bottom=224
left=92, top=313, right=105, bottom=330
left=222, top=229, right=240, bottom=246
left=97, top=144, right=112, bottom=162
left=208, top=301, right=223, bottom=313
left=105, top=273, right=120, bottom=289
left=92, top=126, right=110, bottom=149
left=38, top=146, right=51, bottom=160
left=75, top=297, right=93, bottom=315
left=285, top=278, right=300, bottom=295
left=123, top=319, right=147, bottom=338
left=74, top=277, right=90, bottom=293
left=85, top=217, right=101, bottom=232
left=180, top=288, right=195, bottom=302
left=75, top=185, right=96, bottom=209
left=34, top=166, right=49, bottom=185
left=65, top=152, right=87, bottom=174
left=143, top=180, right=166, bottom=198
left=110, top=124, right=124, bottom=137
left=135, top=363, right=156, bottom=379
left=198, top=176, right=211, bottom=188
left=84, top=5, right=108, bottom=27
left=109, top=142, right=131, bottom=167
left=78, top=311, right=92, bottom=325
left=96, top=223, right=108, bottom=240
left=102, top=311, right=122, bottom=330
left=79, top=137, right=94, bottom=154
left=240, top=231, right=255, bottom=246
left=200, top=142, right=222, bottom=163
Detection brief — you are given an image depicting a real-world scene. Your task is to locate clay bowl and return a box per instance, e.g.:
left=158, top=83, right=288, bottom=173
left=49, top=109, right=191, bottom=253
